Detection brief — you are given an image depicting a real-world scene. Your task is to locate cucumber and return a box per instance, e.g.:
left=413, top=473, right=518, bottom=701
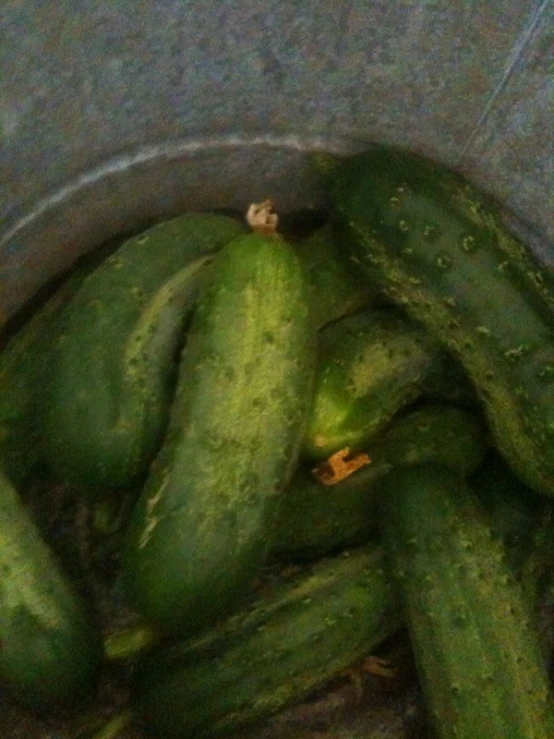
left=41, top=213, right=246, bottom=495
left=295, top=224, right=377, bottom=328
left=324, top=145, right=554, bottom=496
left=131, top=544, right=400, bottom=739
left=304, top=308, right=476, bottom=459
left=472, top=451, right=542, bottom=575
left=121, top=231, right=315, bottom=636
left=379, top=463, right=554, bottom=739
left=0, top=272, right=86, bottom=487
left=472, top=451, right=554, bottom=620
left=0, top=469, right=102, bottom=709
left=274, top=404, right=487, bottom=561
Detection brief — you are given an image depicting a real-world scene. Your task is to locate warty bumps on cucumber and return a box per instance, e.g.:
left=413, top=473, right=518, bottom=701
left=323, top=145, right=554, bottom=497
left=122, top=231, right=315, bottom=636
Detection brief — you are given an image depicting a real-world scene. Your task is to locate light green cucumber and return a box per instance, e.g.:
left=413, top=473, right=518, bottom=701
left=325, top=145, right=554, bottom=496
left=41, top=213, right=246, bottom=495
left=0, top=469, right=102, bottom=709
left=121, top=231, right=315, bottom=636
left=380, top=463, right=554, bottom=739
left=304, top=308, right=476, bottom=459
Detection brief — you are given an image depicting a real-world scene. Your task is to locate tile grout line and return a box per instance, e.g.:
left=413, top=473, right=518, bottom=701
left=456, top=0, right=552, bottom=164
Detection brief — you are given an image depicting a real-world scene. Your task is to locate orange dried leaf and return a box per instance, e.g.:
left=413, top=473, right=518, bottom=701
left=312, top=447, right=370, bottom=486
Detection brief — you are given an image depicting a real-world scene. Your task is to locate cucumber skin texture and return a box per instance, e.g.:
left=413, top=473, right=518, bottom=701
left=295, top=224, right=377, bottom=329
left=0, top=272, right=86, bottom=487
left=304, top=308, right=475, bottom=460
left=472, top=451, right=542, bottom=576
left=41, top=213, right=245, bottom=494
left=122, top=232, right=316, bottom=637
left=274, top=404, right=487, bottom=561
left=132, top=544, right=400, bottom=739
left=379, top=464, right=554, bottom=739
left=326, top=146, right=554, bottom=496
left=0, top=470, right=102, bottom=709
left=471, top=451, right=554, bottom=624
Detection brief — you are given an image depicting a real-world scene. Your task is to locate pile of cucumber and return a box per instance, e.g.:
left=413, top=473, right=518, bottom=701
left=1, top=145, right=554, bottom=739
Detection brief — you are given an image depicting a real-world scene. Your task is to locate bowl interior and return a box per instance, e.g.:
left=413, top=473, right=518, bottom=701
left=1, top=133, right=551, bottom=329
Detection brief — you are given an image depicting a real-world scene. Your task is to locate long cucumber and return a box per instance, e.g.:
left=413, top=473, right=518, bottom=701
left=0, top=470, right=102, bottom=709
left=121, top=231, right=315, bottom=636
left=41, top=213, right=245, bottom=494
left=324, top=145, right=554, bottom=496
left=379, top=463, right=554, bottom=739
left=131, top=544, right=400, bottom=739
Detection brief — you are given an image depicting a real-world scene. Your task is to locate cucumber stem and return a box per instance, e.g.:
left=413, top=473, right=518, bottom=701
left=246, top=200, right=279, bottom=234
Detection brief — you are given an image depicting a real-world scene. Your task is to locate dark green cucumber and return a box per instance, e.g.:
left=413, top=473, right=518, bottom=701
left=131, top=544, right=400, bottom=739
left=472, top=450, right=554, bottom=619
left=304, top=307, right=476, bottom=459
left=379, top=463, right=554, bottom=739
left=325, top=145, right=554, bottom=496
left=41, top=213, right=246, bottom=494
left=275, top=404, right=487, bottom=561
left=472, top=451, right=542, bottom=575
left=121, top=231, right=315, bottom=636
left=295, top=224, right=378, bottom=328
left=0, top=271, right=87, bottom=487
left=0, top=469, right=102, bottom=709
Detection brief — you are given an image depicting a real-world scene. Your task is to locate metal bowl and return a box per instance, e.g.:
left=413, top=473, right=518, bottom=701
left=1, top=4, right=552, bottom=738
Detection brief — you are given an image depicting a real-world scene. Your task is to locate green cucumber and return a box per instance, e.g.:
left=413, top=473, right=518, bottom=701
left=472, top=451, right=554, bottom=620
left=379, top=463, right=554, bottom=739
left=0, top=272, right=87, bottom=487
left=41, top=213, right=246, bottom=494
left=121, top=231, right=315, bottom=636
left=131, top=544, right=400, bottom=739
left=304, top=308, right=475, bottom=459
left=472, top=451, right=542, bottom=575
left=275, top=404, right=487, bottom=561
left=295, top=224, right=377, bottom=328
left=0, top=469, right=102, bottom=709
left=324, top=145, right=554, bottom=496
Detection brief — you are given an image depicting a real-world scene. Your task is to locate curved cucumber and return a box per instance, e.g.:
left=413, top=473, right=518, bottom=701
left=325, top=145, right=554, bottom=496
left=379, top=463, right=554, bottom=739
left=295, top=224, right=378, bottom=329
left=131, top=544, right=400, bottom=739
left=274, top=404, right=486, bottom=561
left=0, top=470, right=102, bottom=709
left=121, top=232, right=315, bottom=636
left=0, top=271, right=87, bottom=487
left=41, top=213, right=245, bottom=494
left=304, top=308, right=475, bottom=459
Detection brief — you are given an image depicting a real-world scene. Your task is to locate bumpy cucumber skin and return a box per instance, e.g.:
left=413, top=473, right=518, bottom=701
left=41, top=213, right=245, bottom=494
left=472, top=451, right=542, bottom=574
left=295, top=224, right=377, bottom=329
left=275, top=405, right=487, bottom=561
left=0, top=470, right=102, bottom=709
left=380, top=464, right=554, bottom=739
left=132, top=545, right=400, bottom=739
left=472, top=451, right=554, bottom=624
left=122, top=232, right=315, bottom=636
left=326, top=146, right=554, bottom=496
left=304, top=308, right=474, bottom=459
